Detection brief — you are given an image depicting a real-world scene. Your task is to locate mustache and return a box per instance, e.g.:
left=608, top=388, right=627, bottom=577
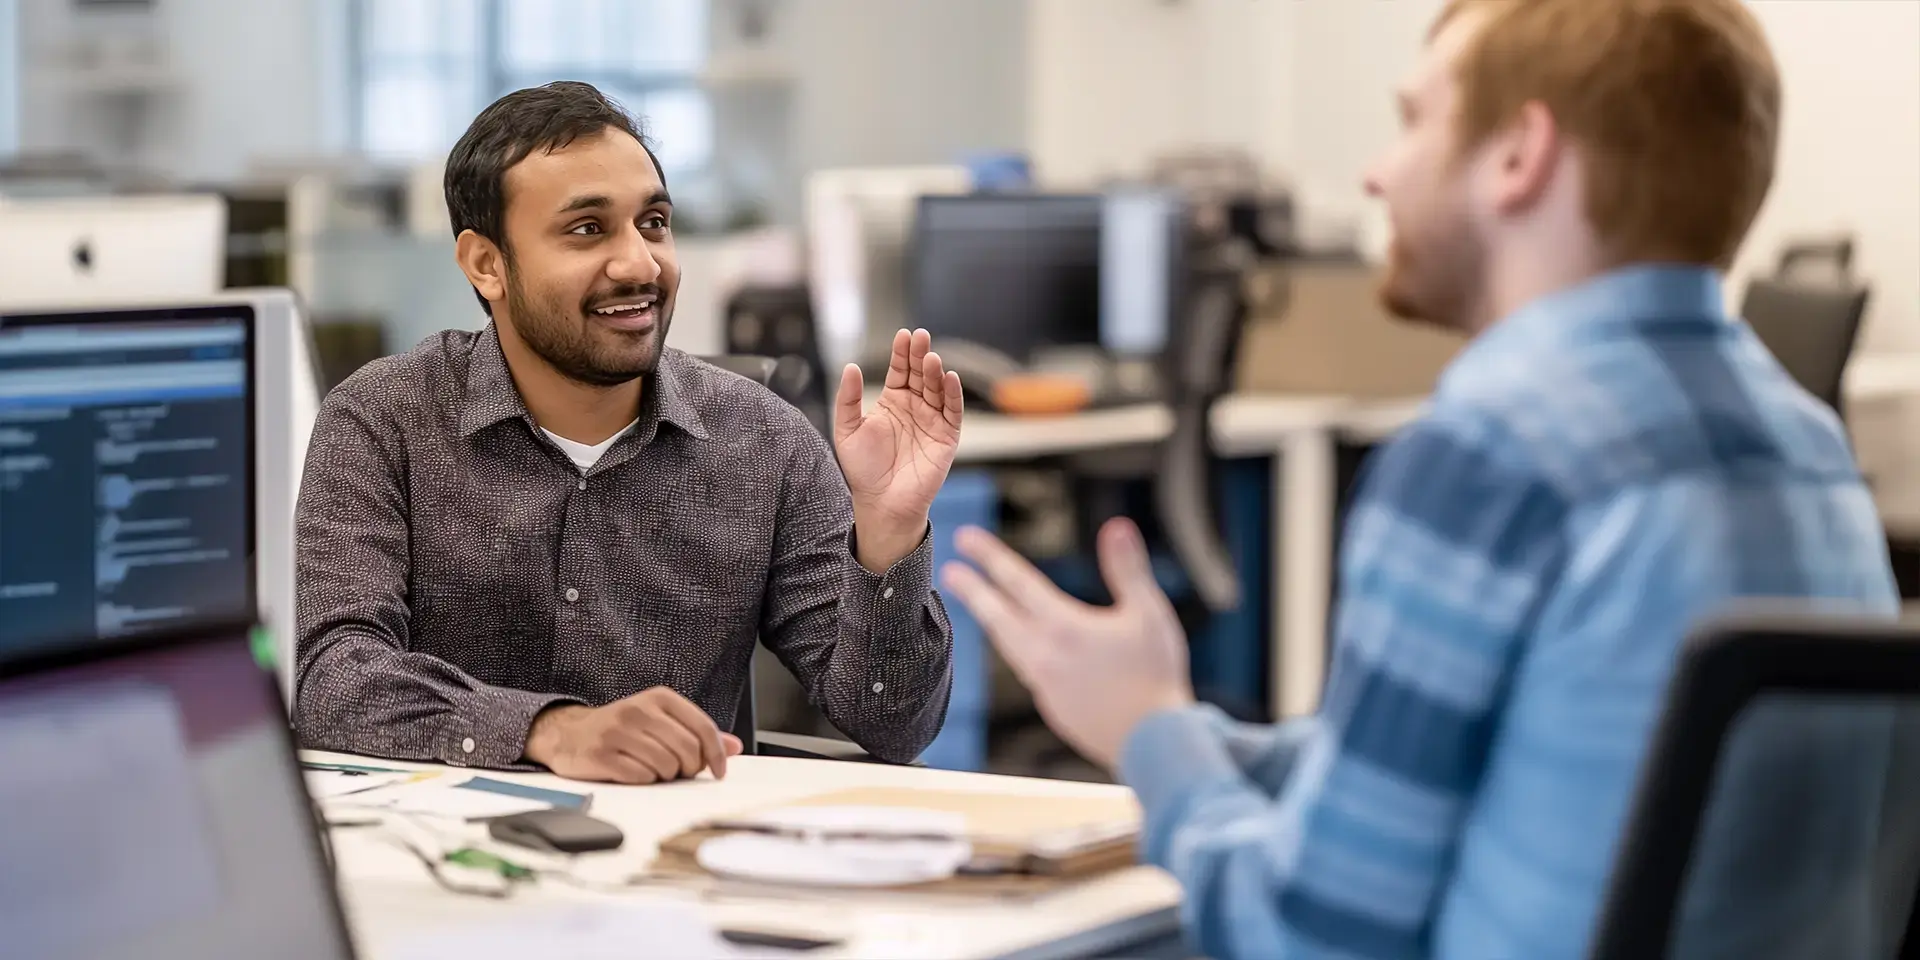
left=582, top=283, right=665, bottom=312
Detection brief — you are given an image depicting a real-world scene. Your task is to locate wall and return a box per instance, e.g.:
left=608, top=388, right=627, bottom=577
left=16, top=0, right=324, bottom=182
left=1026, top=0, right=1296, bottom=188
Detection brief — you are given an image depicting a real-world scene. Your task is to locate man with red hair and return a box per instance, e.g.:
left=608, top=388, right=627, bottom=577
left=942, top=1, right=1913, bottom=957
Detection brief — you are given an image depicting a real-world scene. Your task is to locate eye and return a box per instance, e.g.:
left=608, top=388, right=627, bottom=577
left=640, top=214, right=669, bottom=231
left=568, top=221, right=603, bottom=236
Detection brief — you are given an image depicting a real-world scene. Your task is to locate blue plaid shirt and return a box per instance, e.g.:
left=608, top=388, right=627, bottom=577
left=1120, top=266, right=1901, bottom=959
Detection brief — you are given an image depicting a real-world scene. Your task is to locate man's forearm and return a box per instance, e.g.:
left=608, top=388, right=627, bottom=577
left=296, top=631, right=578, bottom=768
left=851, top=510, right=930, bottom=574
left=814, top=531, right=956, bottom=762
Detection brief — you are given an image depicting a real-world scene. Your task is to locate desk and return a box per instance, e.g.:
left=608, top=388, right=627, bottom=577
left=953, top=394, right=1416, bottom=720
left=313, top=751, right=1183, bottom=960
left=948, top=355, right=1920, bottom=721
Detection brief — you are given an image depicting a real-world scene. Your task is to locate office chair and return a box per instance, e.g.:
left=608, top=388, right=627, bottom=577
left=1739, top=238, right=1870, bottom=422
left=723, top=284, right=832, bottom=435
left=1589, top=610, right=1920, bottom=960
left=700, top=353, right=902, bottom=764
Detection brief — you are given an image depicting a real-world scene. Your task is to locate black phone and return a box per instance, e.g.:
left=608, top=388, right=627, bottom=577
left=486, top=809, right=624, bottom=854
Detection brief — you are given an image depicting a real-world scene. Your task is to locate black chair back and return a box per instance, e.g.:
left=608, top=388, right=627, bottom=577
left=1739, top=237, right=1869, bottom=421
left=1590, top=610, right=1920, bottom=960
left=724, top=284, right=831, bottom=435
left=1152, top=261, right=1256, bottom=613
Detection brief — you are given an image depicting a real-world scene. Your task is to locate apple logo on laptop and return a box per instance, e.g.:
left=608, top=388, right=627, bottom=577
left=72, top=239, right=94, bottom=274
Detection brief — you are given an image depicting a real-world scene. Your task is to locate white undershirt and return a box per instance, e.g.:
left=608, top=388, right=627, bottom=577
left=543, top=419, right=638, bottom=473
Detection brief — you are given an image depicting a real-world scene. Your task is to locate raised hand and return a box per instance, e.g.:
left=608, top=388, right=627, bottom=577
left=833, top=328, right=964, bottom=572
left=941, top=518, right=1193, bottom=769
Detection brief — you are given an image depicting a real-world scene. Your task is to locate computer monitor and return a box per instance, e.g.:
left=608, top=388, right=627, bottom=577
left=0, top=620, right=356, bottom=959
left=805, top=166, right=972, bottom=371
left=0, top=289, right=318, bottom=699
left=910, top=194, right=1104, bottom=363
left=0, top=304, right=256, bottom=656
left=0, top=194, right=228, bottom=311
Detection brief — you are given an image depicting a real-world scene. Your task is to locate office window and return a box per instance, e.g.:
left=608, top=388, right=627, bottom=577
left=0, top=0, right=18, bottom=156
left=350, top=0, right=711, bottom=174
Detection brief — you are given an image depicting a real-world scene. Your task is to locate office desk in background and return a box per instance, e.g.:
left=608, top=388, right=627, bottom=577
left=949, top=351, right=1920, bottom=721
left=313, top=750, right=1183, bottom=960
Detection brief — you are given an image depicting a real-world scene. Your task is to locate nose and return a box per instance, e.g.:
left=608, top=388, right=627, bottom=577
left=606, top=224, right=663, bottom=285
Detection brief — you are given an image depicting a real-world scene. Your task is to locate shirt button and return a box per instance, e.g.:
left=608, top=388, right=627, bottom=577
left=577, top=479, right=588, bottom=490
left=871, top=681, right=885, bottom=694
left=882, top=587, right=894, bottom=599
left=461, top=737, right=475, bottom=754
left=564, top=587, right=580, bottom=602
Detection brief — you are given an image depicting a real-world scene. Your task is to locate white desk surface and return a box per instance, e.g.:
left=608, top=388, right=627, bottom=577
left=310, top=750, right=1182, bottom=960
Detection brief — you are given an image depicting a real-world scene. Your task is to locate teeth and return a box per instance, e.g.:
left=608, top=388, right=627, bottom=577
left=594, top=301, right=654, bottom=315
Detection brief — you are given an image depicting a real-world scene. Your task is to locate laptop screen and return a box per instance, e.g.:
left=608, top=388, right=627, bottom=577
left=0, top=624, right=352, bottom=959
left=0, top=308, right=255, bottom=655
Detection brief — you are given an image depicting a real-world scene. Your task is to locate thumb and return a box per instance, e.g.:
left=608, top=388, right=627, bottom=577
left=833, top=364, right=864, bottom=445
left=1097, top=518, right=1166, bottom=609
left=721, top=733, right=745, bottom=756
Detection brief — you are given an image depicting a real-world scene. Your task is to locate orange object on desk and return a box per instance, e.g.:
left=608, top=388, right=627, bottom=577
left=990, top=374, right=1093, bottom=417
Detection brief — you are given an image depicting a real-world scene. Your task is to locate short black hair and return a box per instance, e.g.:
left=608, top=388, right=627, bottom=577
left=443, top=80, right=665, bottom=316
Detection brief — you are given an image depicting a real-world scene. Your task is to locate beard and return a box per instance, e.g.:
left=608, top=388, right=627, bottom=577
left=504, top=272, right=673, bottom=387
left=1377, top=202, right=1487, bottom=333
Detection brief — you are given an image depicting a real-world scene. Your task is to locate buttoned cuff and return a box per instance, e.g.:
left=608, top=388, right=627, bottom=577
left=442, top=686, right=582, bottom=770
left=843, top=524, right=937, bottom=633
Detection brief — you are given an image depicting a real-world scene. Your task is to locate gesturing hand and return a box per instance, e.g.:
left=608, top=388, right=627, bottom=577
left=524, top=687, right=744, bottom=784
left=834, top=328, right=963, bottom=572
left=940, top=518, right=1194, bottom=769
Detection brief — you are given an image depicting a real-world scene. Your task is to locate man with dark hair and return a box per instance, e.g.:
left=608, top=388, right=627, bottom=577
left=295, top=81, right=965, bottom=782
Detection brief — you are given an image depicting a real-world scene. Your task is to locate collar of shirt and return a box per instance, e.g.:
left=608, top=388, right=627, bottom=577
left=455, top=323, right=713, bottom=452
left=1437, top=264, right=1730, bottom=403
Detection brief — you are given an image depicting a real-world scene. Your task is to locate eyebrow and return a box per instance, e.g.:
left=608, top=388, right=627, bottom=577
left=555, top=190, right=673, bottom=215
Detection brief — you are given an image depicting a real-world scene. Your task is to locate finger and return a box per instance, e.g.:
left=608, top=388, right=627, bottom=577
left=905, top=328, right=931, bottom=395
left=642, top=706, right=707, bottom=778
left=834, top=363, right=864, bottom=445
left=943, top=370, right=964, bottom=428
left=922, top=350, right=946, bottom=412
left=953, top=525, right=1076, bottom=618
left=589, top=747, right=656, bottom=785
left=721, top=733, right=745, bottom=757
left=630, top=734, right=688, bottom=782
left=885, top=329, right=911, bottom=389
left=1097, top=517, right=1171, bottom=610
left=655, top=690, right=730, bottom=780
left=941, top=562, right=1054, bottom=680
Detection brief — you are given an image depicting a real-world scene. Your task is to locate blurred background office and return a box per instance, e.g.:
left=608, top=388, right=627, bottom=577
left=1, top=0, right=1916, bottom=781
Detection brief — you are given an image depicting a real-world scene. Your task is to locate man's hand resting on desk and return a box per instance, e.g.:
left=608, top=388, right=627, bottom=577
left=524, top=687, right=744, bottom=784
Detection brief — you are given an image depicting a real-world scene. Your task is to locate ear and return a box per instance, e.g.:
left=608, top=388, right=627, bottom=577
left=454, top=229, right=508, bottom=307
left=1487, top=100, right=1563, bottom=217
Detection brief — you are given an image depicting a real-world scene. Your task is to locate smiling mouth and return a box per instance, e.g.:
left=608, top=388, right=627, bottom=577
left=588, top=297, right=659, bottom=331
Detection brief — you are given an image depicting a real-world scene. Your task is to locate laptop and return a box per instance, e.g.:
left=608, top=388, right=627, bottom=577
left=0, top=619, right=357, bottom=959
left=0, top=303, right=256, bottom=657
left=0, top=194, right=227, bottom=311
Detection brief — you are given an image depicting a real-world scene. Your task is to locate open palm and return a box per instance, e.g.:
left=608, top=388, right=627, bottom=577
left=833, top=328, right=963, bottom=528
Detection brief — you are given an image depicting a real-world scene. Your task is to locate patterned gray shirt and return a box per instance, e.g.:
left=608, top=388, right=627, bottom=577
left=293, top=325, right=953, bottom=767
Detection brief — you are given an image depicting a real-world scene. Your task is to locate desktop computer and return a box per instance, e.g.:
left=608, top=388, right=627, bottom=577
left=0, top=194, right=229, bottom=311
left=910, top=193, right=1105, bottom=365
left=0, top=290, right=318, bottom=698
left=0, top=619, right=356, bottom=959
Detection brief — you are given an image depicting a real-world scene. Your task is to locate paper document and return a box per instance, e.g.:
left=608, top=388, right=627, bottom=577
left=697, top=805, right=973, bottom=887
left=335, top=776, right=550, bottom=820
left=388, top=902, right=799, bottom=960
left=302, top=770, right=412, bottom=799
